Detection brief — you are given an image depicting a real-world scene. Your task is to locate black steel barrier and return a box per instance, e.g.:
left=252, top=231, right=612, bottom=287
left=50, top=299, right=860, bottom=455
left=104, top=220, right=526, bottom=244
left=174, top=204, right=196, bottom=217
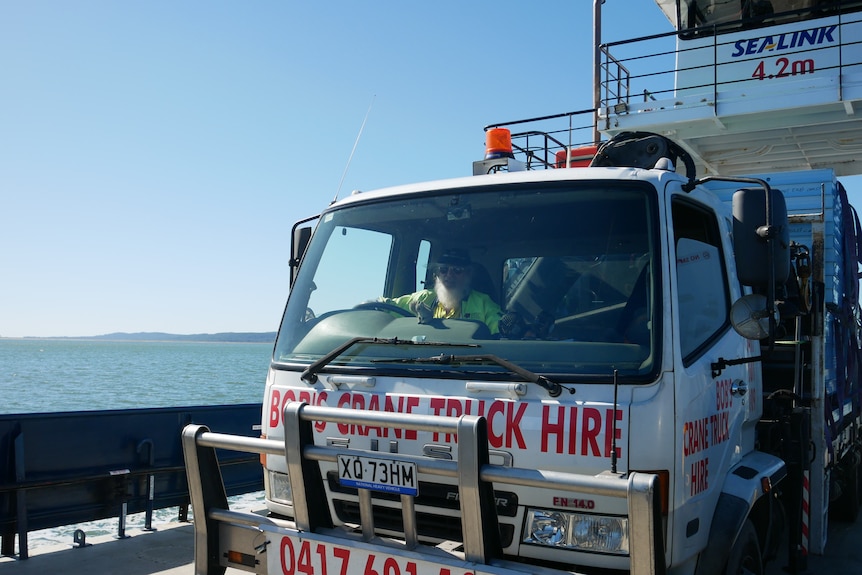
left=0, top=403, right=263, bottom=560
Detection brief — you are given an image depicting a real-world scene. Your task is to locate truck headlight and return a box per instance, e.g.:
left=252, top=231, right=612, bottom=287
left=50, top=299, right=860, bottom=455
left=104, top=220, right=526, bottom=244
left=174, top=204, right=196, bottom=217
left=523, top=508, right=629, bottom=555
left=267, top=470, right=292, bottom=505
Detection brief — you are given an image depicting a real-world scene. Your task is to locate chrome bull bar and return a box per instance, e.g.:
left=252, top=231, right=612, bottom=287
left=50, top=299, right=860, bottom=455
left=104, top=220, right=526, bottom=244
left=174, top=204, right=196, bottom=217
left=183, top=401, right=664, bottom=575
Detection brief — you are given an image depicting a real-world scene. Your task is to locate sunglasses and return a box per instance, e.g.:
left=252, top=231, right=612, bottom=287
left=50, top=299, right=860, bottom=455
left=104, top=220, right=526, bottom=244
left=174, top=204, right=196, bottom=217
left=437, top=265, right=467, bottom=275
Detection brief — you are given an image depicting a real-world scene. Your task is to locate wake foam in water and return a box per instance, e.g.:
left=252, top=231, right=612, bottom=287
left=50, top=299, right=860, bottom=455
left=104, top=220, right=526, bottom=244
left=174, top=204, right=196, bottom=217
left=22, top=491, right=265, bottom=551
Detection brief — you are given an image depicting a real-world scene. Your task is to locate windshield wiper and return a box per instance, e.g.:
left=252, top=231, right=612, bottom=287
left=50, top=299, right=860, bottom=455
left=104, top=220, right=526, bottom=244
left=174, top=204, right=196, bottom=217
left=372, top=353, right=564, bottom=397
left=300, top=337, right=480, bottom=384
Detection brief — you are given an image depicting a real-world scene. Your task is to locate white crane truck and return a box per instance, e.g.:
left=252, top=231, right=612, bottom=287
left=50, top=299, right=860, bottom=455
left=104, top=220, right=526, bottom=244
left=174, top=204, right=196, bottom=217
left=183, top=2, right=862, bottom=574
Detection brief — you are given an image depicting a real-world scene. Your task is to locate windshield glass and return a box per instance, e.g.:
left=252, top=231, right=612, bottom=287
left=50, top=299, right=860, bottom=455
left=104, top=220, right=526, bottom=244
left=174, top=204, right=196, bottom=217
left=274, top=181, right=660, bottom=383
left=678, top=0, right=862, bottom=32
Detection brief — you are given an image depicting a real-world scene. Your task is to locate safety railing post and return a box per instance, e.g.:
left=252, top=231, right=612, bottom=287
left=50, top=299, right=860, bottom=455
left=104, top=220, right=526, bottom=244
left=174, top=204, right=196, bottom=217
left=137, top=438, right=156, bottom=531
left=283, top=402, right=332, bottom=532
left=456, top=415, right=501, bottom=564
left=110, top=469, right=131, bottom=539
left=182, top=424, right=229, bottom=575
left=628, top=472, right=665, bottom=575
left=14, top=429, right=29, bottom=560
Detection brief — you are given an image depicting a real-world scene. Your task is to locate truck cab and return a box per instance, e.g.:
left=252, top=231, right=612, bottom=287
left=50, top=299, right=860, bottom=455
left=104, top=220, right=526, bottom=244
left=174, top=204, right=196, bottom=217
left=260, top=153, right=782, bottom=573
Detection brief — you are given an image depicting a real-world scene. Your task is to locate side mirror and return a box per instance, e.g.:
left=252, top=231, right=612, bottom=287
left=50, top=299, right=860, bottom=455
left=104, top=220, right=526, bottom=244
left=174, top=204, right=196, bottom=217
left=730, top=294, right=777, bottom=340
left=732, top=187, right=790, bottom=288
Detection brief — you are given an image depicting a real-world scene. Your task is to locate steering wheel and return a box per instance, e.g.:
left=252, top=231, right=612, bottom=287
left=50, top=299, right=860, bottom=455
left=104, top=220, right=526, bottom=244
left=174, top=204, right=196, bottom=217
left=353, top=301, right=414, bottom=317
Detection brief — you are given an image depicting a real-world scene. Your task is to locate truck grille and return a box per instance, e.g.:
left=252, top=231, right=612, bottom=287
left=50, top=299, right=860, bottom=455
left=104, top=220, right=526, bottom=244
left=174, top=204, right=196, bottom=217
left=326, top=471, right=517, bottom=546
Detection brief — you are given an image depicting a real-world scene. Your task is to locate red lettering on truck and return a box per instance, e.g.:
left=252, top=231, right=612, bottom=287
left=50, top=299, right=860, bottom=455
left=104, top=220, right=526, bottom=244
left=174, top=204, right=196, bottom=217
left=553, top=496, right=596, bottom=509
left=270, top=390, right=622, bottom=456
left=690, top=456, right=709, bottom=496
left=683, top=417, right=709, bottom=457
left=540, top=405, right=625, bottom=458
left=716, top=378, right=732, bottom=410
left=269, top=389, right=329, bottom=432
left=581, top=408, right=602, bottom=456
left=334, top=393, right=419, bottom=439
left=429, top=398, right=526, bottom=448
left=710, top=410, right=730, bottom=445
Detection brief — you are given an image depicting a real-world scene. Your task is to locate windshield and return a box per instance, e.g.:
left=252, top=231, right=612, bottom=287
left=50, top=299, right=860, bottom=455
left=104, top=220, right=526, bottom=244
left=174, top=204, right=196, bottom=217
left=677, top=0, right=862, bottom=32
left=274, top=181, right=661, bottom=383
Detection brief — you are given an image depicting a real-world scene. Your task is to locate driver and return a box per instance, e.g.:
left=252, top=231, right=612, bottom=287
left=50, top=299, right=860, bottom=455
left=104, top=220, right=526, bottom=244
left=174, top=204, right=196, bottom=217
left=382, top=249, right=503, bottom=334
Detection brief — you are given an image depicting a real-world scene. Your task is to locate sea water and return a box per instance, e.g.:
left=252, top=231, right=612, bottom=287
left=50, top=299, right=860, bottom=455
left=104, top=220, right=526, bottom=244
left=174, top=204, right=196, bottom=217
left=0, top=338, right=272, bottom=414
left=0, top=338, right=273, bottom=550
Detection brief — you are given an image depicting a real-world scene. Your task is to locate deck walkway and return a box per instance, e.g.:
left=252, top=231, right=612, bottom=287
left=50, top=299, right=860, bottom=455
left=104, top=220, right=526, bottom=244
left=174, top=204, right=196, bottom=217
left=0, top=521, right=246, bottom=575
left=0, top=514, right=860, bottom=574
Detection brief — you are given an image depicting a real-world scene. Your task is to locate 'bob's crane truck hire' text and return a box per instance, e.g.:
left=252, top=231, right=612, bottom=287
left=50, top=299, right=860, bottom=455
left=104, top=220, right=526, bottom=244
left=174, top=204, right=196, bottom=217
left=183, top=2, right=862, bottom=574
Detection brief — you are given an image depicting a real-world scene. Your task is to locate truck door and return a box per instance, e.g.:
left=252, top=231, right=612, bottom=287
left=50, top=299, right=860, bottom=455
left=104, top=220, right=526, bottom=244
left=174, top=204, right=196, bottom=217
left=670, top=196, right=756, bottom=553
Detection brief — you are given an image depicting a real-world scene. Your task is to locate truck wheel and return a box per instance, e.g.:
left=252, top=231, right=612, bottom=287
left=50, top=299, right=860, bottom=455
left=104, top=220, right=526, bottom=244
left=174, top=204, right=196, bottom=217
left=724, top=519, right=762, bottom=575
left=831, top=461, right=860, bottom=522
left=848, top=460, right=860, bottom=521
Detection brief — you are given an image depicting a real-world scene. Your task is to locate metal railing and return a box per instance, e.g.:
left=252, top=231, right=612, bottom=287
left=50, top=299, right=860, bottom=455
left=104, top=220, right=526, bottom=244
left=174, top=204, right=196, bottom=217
left=0, top=404, right=263, bottom=560
left=482, top=9, right=862, bottom=174
left=485, top=109, right=598, bottom=170
left=598, top=11, right=862, bottom=120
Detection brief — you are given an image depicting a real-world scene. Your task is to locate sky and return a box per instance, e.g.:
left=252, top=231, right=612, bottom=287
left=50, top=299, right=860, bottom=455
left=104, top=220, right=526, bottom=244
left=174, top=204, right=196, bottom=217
left=1, top=2, right=858, bottom=338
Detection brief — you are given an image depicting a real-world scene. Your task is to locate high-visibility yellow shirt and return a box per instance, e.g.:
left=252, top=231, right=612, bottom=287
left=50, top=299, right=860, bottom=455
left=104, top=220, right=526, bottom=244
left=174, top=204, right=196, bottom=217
left=385, top=289, right=502, bottom=334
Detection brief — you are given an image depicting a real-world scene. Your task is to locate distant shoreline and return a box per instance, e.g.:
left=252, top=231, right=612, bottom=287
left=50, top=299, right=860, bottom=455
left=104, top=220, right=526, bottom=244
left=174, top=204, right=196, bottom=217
left=1, top=332, right=277, bottom=344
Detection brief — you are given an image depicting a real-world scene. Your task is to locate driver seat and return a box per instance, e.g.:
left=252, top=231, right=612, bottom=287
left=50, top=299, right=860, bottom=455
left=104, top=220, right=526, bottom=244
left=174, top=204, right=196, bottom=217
left=616, top=263, right=650, bottom=345
left=470, top=263, right=500, bottom=305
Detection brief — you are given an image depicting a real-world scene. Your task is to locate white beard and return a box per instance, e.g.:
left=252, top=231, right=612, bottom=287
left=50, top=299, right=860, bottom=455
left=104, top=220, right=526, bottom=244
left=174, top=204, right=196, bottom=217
left=435, top=282, right=468, bottom=311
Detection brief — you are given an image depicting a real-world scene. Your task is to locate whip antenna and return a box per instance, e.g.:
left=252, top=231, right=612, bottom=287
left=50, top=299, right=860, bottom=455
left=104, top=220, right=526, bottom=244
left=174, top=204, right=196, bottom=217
left=334, top=95, right=375, bottom=204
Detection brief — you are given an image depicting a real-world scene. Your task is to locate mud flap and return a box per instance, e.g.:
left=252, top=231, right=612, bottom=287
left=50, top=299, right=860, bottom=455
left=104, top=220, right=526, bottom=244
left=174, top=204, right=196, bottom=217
left=694, top=492, right=748, bottom=575
left=694, top=451, right=787, bottom=575
left=781, top=408, right=810, bottom=573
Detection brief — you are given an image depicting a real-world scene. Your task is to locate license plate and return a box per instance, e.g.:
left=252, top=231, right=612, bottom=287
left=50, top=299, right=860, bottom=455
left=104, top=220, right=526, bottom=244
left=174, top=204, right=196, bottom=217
left=337, top=454, right=418, bottom=496
left=267, top=533, right=478, bottom=575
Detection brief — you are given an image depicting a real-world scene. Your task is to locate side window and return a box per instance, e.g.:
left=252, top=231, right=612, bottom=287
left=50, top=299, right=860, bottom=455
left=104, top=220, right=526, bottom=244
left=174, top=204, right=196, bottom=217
left=672, top=200, right=729, bottom=360
left=307, top=226, right=392, bottom=314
